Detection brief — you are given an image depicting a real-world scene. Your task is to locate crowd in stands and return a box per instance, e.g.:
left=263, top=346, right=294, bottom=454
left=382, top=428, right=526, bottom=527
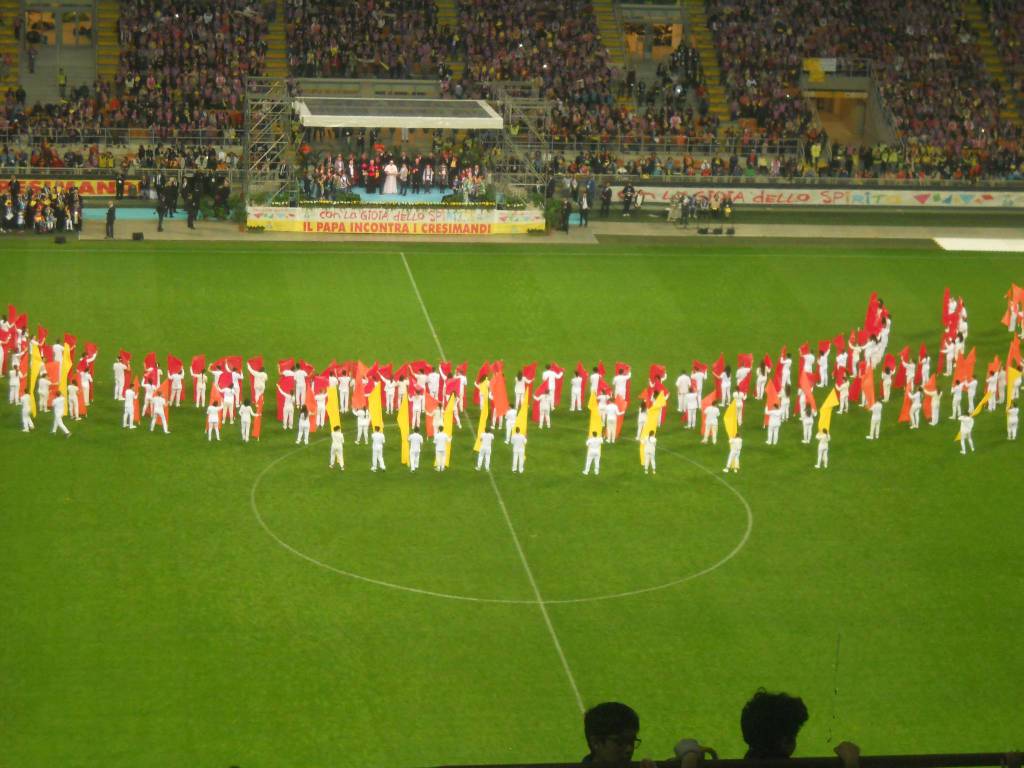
left=112, top=0, right=270, bottom=132
left=0, top=176, right=83, bottom=234
left=0, top=136, right=240, bottom=172
left=285, top=0, right=452, bottom=79
left=705, top=0, right=1023, bottom=178
left=983, top=0, right=1024, bottom=100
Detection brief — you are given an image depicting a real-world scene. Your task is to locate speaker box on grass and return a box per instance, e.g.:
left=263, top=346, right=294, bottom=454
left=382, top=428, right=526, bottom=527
left=697, top=227, right=709, bottom=235
left=713, top=227, right=723, bottom=235
left=727, top=227, right=735, bottom=236
left=54, top=235, right=66, bottom=244
left=132, top=232, right=144, bottom=241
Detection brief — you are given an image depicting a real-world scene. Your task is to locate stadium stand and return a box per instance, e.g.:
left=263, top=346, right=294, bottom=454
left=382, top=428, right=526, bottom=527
left=701, top=0, right=1023, bottom=178
left=111, top=0, right=270, bottom=133
left=285, top=0, right=449, bottom=79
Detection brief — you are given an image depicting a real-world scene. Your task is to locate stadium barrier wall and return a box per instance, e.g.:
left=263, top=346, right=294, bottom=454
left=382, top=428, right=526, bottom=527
left=438, top=753, right=1019, bottom=768
left=609, top=185, right=1024, bottom=208
left=0, top=178, right=142, bottom=197
left=246, top=205, right=547, bottom=235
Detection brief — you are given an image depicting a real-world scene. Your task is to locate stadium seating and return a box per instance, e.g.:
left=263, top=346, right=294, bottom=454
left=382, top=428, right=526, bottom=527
left=703, top=0, right=1023, bottom=178
left=285, top=0, right=449, bottom=79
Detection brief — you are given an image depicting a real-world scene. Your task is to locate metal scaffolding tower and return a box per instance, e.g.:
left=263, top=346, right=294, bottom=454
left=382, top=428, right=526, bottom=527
left=243, top=76, right=298, bottom=204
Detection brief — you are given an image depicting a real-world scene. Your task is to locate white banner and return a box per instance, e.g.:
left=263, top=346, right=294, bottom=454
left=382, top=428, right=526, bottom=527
left=610, top=185, right=1024, bottom=208
left=247, top=205, right=545, bottom=235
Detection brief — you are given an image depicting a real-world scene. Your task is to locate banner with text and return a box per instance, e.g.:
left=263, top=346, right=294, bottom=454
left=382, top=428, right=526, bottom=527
left=0, top=178, right=141, bottom=197
left=612, top=185, right=1024, bottom=208
left=247, top=205, right=546, bottom=235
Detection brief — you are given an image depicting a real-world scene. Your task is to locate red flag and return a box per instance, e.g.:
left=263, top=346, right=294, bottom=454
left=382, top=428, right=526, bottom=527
left=64, top=332, right=77, bottom=352
left=37, top=325, right=48, bottom=345
left=167, top=355, right=183, bottom=375
left=217, top=370, right=233, bottom=390
left=278, top=357, right=294, bottom=374
left=772, top=346, right=786, bottom=391
left=117, top=349, right=132, bottom=364
left=551, top=363, right=566, bottom=406
left=521, top=362, right=537, bottom=382
left=6, top=304, right=15, bottom=323
left=440, top=361, right=453, bottom=378
left=276, top=376, right=294, bottom=421
left=531, top=378, right=549, bottom=422
left=833, top=333, right=846, bottom=353
left=351, top=361, right=368, bottom=410
left=865, top=292, right=882, bottom=336
left=818, top=340, right=831, bottom=355
left=922, top=373, right=936, bottom=418
left=596, top=361, right=606, bottom=378
left=1009, top=337, right=1022, bottom=370
left=987, top=355, right=1001, bottom=378
left=711, top=354, right=725, bottom=402
left=297, top=359, right=315, bottom=376
left=131, top=377, right=140, bottom=424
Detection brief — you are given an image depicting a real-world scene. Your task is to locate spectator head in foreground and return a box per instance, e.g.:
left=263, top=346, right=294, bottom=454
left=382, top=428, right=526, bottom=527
left=741, top=689, right=808, bottom=759
left=583, top=701, right=641, bottom=766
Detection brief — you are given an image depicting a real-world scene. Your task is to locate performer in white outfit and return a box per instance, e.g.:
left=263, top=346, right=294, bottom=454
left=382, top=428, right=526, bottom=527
left=643, top=432, right=657, bottom=474
left=20, top=392, right=33, bottom=431
left=370, top=426, right=386, bottom=471
left=329, top=426, right=345, bottom=469
left=765, top=407, right=782, bottom=445
left=239, top=400, right=255, bottom=442
left=814, top=429, right=830, bottom=468
left=724, top=435, right=742, bottom=473
left=150, top=392, right=169, bottom=433
left=583, top=431, right=603, bottom=475
left=434, top=427, right=451, bottom=471
left=123, top=387, right=137, bottom=429
left=476, top=427, right=494, bottom=471
left=958, top=414, right=975, bottom=454
left=206, top=403, right=220, bottom=440
left=702, top=403, right=720, bottom=444
left=569, top=373, right=583, bottom=411
left=408, top=427, right=424, bottom=471
left=510, top=428, right=527, bottom=473
left=51, top=394, right=70, bottom=436
left=867, top=400, right=883, bottom=439
left=113, top=358, right=128, bottom=400
left=295, top=406, right=310, bottom=445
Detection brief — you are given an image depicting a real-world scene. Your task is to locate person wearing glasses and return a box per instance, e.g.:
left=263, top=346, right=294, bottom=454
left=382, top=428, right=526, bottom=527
left=581, top=702, right=644, bottom=767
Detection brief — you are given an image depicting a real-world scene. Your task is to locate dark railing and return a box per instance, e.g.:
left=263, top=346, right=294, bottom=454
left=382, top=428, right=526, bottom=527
left=439, top=752, right=1021, bottom=768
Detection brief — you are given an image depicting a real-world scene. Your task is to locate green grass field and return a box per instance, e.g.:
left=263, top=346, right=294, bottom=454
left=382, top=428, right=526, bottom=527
left=2, top=236, right=1022, bottom=767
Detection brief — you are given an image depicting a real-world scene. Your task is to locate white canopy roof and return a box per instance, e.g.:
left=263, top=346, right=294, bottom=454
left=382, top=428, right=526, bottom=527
left=292, top=97, right=503, bottom=130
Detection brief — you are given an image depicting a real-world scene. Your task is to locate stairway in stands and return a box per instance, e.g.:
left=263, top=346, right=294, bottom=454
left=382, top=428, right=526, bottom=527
left=593, top=0, right=626, bottom=76
left=435, top=0, right=463, bottom=79
left=681, top=0, right=730, bottom=122
left=264, top=0, right=288, bottom=79
left=963, top=0, right=1022, bottom=127
left=0, top=0, right=18, bottom=89
left=95, top=0, right=119, bottom=82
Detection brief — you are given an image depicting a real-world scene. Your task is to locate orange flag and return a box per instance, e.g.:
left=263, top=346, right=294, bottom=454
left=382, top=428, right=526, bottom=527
left=699, top=391, right=716, bottom=433
left=861, top=365, right=876, bottom=407
left=762, top=380, right=780, bottom=426
left=954, top=347, right=976, bottom=383
left=424, top=390, right=438, bottom=437
left=921, top=373, right=936, bottom=418
left=490, top=370, right=510, bottom=423
left=350, top=361, right=368, bottom=411
left=306, top=386, right=317, bottom=434
left=253, top=395, right=264, bottom=439
left=45, top=361, right=61, bottom=406
left=897, top=389, right=912, bottom=423
left=1008, top=336, right=1021, bottom=370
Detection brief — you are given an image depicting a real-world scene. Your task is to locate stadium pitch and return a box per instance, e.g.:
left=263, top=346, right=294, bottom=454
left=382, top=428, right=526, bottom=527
left=2, top=236, right=1022, bottom=766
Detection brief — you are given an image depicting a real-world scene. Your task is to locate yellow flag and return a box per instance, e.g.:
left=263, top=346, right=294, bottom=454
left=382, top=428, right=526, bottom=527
left=474, top=379, right=490, bottom=451
left=28, top=342, right=42, bottom=418
left=722, top=398, right=738, bottom=440
left=640, top=391, right=667, bottom=464
left=326, top=385, right=342, bottom=430
left=514, top=384, right=530, bottom=436
left=397, top=393, right=410, bottom=465
left=817, top=387, right=840, bottom=432
left=368, top=381, right=384, bottom=431
left=1006, top=367, right=1020, bottom=412
left=587, top=388, right=603, bottom=438
left=443, top=394, right=456, bottom=467
left=971, top=391, right=990, bottom=417
left=59, top=343, right=72, bottom=399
